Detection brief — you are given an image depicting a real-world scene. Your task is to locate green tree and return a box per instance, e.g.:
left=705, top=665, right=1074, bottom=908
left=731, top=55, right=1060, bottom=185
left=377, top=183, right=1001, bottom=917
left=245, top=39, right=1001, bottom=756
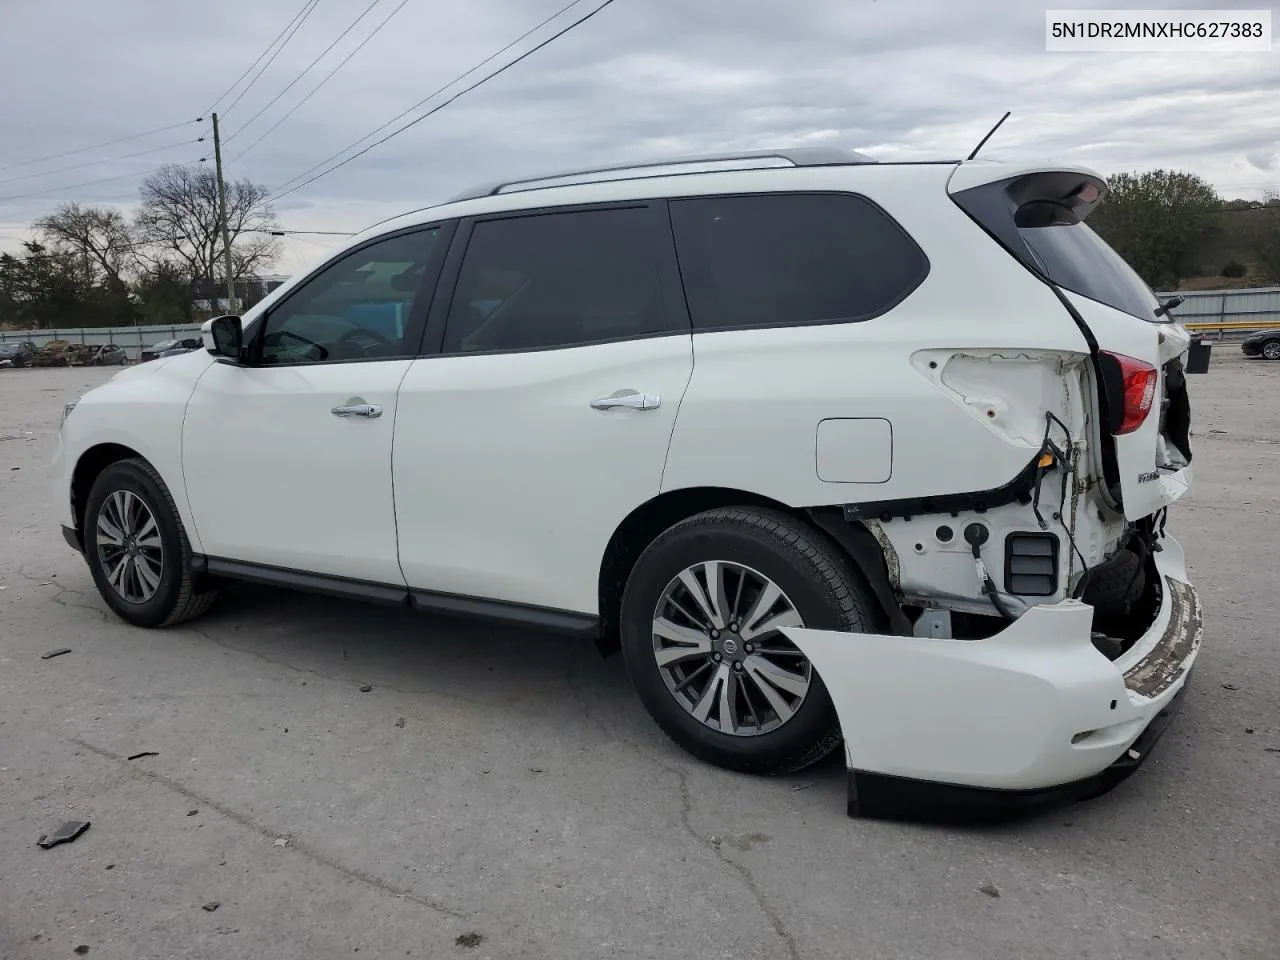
left=1241, top=189, right=1280, bottom=283
left=1089, top=170, right=1222, bottom=288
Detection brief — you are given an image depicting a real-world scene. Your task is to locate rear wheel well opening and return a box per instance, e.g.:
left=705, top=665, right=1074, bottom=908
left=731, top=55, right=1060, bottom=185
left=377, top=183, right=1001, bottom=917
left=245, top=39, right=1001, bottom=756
left=72, top=443, right=144, bottom=535
left=596, top=488, right=903, bottom=655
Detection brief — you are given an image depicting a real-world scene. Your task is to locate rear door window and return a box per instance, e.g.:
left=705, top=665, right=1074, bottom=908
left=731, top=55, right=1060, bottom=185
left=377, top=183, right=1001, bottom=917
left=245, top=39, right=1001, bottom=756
left=440, top=205, right=671, bottom=354
left=668, top=193, right=928, bottom=330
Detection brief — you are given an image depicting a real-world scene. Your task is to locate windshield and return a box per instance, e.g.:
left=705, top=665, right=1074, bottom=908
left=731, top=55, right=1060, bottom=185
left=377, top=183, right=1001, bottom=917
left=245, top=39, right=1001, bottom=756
left=1019, top=220, right=1162, bottom=321
left=151, top=340, right=178, bottom=351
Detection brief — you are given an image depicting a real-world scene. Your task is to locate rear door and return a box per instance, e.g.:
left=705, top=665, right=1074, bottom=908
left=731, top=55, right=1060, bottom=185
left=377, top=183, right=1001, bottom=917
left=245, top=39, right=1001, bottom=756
left=392, top=202, right=693, bottom=615
left=950, top=166, right=1194, bottom=521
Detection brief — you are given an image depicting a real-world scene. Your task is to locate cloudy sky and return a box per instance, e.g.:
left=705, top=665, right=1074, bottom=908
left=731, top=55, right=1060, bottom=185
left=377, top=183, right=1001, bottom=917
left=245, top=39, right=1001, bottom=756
left=1, top=0, right=1276, bottom=273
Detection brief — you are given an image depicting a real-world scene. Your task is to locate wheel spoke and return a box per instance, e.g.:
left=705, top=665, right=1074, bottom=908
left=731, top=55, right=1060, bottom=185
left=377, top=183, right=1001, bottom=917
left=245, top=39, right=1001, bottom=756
left=134, top=554, right=162, bottom=595
left=718, top=668, right=738, bottom=734
left=739, top=606, right=804, bottom=642
left=134, top=513, right=160, bottom=549
left=106, top=555, right=128, bottom=591
left=690, top=663, right=730, bottom=723
left=678, top=564, right=728, bottom=630
left=740, top=581, right=783, bottom=638
left=112, top=491, right=133, bottom=534
left=96, top=512, right=125, bottom=547
left=672, top=660, right=714, bottom=694
left=653, top=612, right=713, bottom=675
left=745, top=654, right=809, bottom=698
left=743, top=660, right=798, bottom=724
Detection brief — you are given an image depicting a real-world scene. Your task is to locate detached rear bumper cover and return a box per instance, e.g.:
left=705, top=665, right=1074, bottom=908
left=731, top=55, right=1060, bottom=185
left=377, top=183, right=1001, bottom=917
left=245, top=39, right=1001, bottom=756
left=782, top=534, right=1201, bottom=817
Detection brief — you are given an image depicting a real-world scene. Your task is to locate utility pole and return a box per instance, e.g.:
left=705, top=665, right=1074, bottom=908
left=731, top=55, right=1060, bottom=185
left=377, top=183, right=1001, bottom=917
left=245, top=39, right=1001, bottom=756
left=211, top=112, right=237, bottom=314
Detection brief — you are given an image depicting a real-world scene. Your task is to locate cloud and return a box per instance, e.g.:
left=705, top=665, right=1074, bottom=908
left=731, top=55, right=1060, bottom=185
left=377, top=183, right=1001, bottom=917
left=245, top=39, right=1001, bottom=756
left=2, top=0, right=1277, bottom=265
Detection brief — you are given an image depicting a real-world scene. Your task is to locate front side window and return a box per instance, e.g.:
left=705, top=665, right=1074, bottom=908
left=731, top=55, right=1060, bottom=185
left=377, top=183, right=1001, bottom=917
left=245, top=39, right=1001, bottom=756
left=258, top=227, right=443, bottom=364
left=669, top=193, right=928, bottom=330
left=441, top=206, right=668, bottom=354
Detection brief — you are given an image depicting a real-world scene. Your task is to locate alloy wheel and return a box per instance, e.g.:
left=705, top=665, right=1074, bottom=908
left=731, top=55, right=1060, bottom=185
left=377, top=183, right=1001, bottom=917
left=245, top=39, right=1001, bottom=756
left=1263, top=340, right=1280, bottom=360
left=652, top=561, right=811, bottom=737
left=96, top=490, right=164, bottom=604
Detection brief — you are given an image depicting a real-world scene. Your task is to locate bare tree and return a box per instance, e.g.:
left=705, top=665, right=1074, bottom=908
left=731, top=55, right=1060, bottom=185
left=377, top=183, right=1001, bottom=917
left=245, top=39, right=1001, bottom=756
left=1242, top=189, right=1280, bottom=283
left=133, top=164, right=280, bottom=298
left=34, top=202, right=135, bottom=295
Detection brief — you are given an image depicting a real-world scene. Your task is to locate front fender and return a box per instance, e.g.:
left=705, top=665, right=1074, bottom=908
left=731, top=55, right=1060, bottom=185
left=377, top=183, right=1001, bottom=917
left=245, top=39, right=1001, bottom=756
left=57, top=351, right=212, bottom=553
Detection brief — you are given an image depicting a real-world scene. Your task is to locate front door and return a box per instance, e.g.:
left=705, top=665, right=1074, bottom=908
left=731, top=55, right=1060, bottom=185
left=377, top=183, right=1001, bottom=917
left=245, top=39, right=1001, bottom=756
left=182, top=224, right=451, bottom=583
left=393, top=202, right=694, bottom=614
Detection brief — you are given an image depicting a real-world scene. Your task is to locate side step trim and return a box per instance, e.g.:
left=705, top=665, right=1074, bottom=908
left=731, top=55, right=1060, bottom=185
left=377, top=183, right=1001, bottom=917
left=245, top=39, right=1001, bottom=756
left=195, top=556, right=601, bottom=638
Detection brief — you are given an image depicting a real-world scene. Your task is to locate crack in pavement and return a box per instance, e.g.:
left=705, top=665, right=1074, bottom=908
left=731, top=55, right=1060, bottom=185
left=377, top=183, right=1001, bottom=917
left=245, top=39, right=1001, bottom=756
left=65, top=735, right=470, bottom=921
left=564, top=654, right=802, bottom=960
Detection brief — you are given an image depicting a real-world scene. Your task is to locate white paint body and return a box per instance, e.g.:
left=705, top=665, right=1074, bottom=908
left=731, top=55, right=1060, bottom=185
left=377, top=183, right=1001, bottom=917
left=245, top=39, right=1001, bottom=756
left=53, top=155, right=1202, bottom=794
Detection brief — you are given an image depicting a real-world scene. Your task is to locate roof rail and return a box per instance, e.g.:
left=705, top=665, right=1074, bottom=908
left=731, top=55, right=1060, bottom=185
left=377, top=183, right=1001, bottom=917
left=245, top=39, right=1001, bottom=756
left=449, top=147, right=877, bottom=202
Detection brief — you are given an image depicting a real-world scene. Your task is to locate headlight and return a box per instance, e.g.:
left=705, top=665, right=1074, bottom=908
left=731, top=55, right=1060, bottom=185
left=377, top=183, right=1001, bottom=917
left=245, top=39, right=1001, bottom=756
left=61, top=402, right=77, bottom=426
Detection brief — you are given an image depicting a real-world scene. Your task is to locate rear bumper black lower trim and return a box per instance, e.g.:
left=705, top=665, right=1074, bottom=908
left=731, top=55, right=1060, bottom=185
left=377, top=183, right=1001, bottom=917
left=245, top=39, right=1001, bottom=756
left=62, top=524, right=83, bottom=554
left=847, top=673, right=1190, bottom=822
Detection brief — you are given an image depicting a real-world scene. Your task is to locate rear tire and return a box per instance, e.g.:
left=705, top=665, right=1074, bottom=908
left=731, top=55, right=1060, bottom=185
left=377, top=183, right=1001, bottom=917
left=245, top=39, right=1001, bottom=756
left=84, top=458, right=218, bottom=627
left=620, top=507, right=875, bottom=776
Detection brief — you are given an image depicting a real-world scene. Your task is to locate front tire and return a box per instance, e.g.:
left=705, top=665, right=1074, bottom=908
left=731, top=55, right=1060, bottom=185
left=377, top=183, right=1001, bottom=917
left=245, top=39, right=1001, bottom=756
left=1261, top=339, right=1280, bottom=361
left=84, top=458, right=217, bottom=627
left=620, top=507, right=876, bottom=776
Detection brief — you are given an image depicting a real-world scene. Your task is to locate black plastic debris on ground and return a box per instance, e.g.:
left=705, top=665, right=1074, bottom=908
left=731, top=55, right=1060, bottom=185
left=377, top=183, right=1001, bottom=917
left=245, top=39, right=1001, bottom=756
left=455, top=933, right=484, bottom=948
left=41, top=648, right=72, bottom=660
left=202, top=901, right=220, bottom=912
left=127, top=751, right=158, bottom=761
left=359, top=684, right=373, bottom=693
left=38, top=820, right=91, bottom=849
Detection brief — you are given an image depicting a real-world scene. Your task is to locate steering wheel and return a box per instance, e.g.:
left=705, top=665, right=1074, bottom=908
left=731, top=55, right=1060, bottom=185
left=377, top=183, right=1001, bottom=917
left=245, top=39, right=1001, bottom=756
left=336, top=327, right=395, bottom=358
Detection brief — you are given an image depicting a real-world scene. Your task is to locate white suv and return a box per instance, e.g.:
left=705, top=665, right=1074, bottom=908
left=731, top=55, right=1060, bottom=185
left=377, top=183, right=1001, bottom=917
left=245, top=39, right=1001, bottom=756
left=54, top=149, right=1204, bottom=817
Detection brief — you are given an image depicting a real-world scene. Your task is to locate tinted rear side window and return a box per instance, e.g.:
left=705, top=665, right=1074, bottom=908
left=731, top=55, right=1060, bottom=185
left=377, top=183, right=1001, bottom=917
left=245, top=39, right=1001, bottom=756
left=669, top=193, right=927, bottom=330
left=442, top=206, right=669, bottom=354
left=1018, top=220, right=1160, bottom=321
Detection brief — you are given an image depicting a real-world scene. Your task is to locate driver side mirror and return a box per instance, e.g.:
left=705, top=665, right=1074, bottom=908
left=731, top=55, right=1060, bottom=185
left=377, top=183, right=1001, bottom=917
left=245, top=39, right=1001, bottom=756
left=203, top=315, right=243, bottom=362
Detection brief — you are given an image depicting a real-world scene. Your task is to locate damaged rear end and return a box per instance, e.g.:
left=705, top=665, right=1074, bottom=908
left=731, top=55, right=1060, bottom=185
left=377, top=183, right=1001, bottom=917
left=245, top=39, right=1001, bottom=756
left=786, top=163, right=1204, bottom=818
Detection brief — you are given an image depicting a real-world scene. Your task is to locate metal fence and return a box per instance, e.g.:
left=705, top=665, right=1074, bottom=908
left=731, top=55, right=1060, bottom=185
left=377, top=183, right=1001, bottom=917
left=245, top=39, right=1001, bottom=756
left=1155, top=286, right=1280, bottom=338
left=0, top=323, right=203, bottom=361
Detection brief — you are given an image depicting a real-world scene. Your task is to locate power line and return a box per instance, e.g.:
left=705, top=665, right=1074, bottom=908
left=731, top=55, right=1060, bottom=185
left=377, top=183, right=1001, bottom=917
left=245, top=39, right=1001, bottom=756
left=0, top=160, right=205, bottom=204
left=0, top=120, right=203, bottom=173
left=222, top=0, right=323, bottom=119
left=0, top=138, right=205, bottom=187
left=205, top=0, right=319, bottom=115
left=226, top=0, right=385, bottom=144
left=229, top=0, right=414, bottom=163
left=270, top=0, right=604, bottom=201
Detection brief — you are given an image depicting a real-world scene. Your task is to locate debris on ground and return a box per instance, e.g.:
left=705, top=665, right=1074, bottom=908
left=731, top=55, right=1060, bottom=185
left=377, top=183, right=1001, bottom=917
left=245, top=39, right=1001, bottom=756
left=455, top=933, right=484, bottom=948
left=1265, top=747, right=1280, bottom=754
left=709, top=834, right=721, bottom=848
left=202, top=901, right=220, bottom=912
left=105, top=864, right=114, bottom=870
left=790, top=781, right=814, bottom=791
left=273, top=838, right=288, bottom=848
left=74, top=946, right=90, bottom=955
left=528, top=767, right=543, bottom=774
left=979, top=881, right=1001, bottom=898
left=1222, top=682, right=1241, bottom=691
left=37, top=820, right=91, bottom=849
left=1245, top=727, right=1254, bottom=734
left=40, top=648, right=72, bottom=660
left=127, top=751, right=158, bottom=761
left=395, top=717, right=405, bottom=728
left=187, top=810, right=199, bottom=817
left=359, top=684, right=373, bottom=693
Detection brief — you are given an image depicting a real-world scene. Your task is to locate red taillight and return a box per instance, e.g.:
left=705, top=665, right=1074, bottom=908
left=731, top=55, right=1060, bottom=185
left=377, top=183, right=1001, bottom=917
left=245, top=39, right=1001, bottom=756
left=1101, top=351, right=1158, bottom=434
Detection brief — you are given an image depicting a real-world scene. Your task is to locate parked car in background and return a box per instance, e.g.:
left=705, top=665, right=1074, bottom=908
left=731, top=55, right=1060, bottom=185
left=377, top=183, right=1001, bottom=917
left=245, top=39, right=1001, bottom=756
left=140, top=338, right=201, bottom=363
left=31, top=340, right=74, bottom=367
left=89, top=344, right=129, bottom=366
left=1241, top=329, right=1280, bottom=360
left=0, top=340, right=39, bottom=368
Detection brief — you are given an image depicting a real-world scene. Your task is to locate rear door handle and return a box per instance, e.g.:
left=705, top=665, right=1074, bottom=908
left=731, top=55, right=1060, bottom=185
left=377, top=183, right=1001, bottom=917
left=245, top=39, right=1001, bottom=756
left=331, top=402, right=383, bottom=418
left=590, top=391, right=662, bottom=411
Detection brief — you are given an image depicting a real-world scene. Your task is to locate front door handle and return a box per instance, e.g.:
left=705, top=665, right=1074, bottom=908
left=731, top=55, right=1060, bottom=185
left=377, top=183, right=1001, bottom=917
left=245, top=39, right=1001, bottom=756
left=590, top=391, right=662, bottom=411
left=332, top=402, right=383, bottom=418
